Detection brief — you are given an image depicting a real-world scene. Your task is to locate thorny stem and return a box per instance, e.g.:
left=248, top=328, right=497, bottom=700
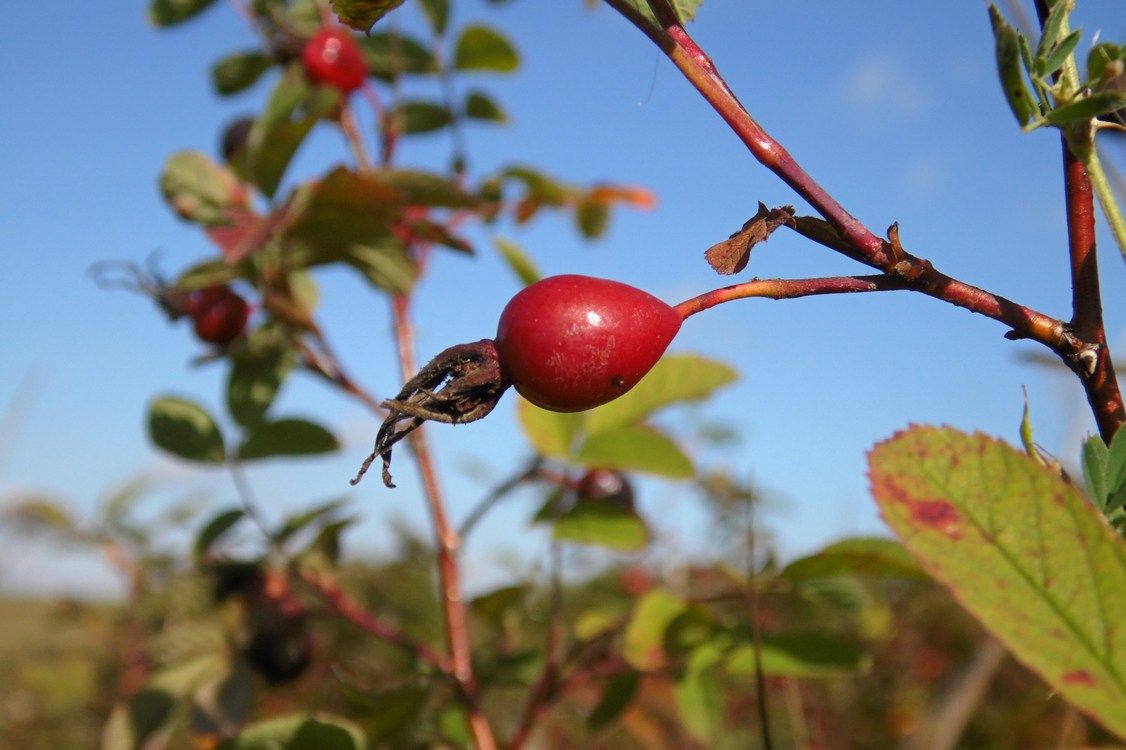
left=389, top=295, right=496, bottom=750
left=610, top=0, right=1124, bottom=443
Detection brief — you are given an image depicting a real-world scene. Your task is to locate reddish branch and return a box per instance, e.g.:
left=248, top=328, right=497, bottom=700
left=302, top=568, right=450, bottom=672
left=389, top=295, right=497, bottom=750
left=1060, top=131, right=1124, bottom=440
left=604, top=0, right=1123, bottom=443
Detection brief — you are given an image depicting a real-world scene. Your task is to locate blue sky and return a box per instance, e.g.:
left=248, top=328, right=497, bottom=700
left=2, top=1, right=1124, bottom=597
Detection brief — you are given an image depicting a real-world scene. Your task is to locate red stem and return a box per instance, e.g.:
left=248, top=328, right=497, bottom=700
left=611, top=0, right=1123, bottom=438
left=302, top=569, right=450, bottom=673
left=389, top=295, right=497, bottom=750
left=1061, top=143, right=1124, bottom=441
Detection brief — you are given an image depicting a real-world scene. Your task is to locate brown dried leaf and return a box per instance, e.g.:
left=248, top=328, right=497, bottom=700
left=704, top=203, right=795, bottom=275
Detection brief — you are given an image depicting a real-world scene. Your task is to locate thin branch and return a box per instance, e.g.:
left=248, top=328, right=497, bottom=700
left=745, top=490, right=774, bottom=750
left=389, top=295, right=497, bottom=750
left=508, top=541, right=565, bottom=750
left=300, top=567, right=451, bottom=673
left=608, top=0, right=1124, bottom=440
left=458, top=457, right=544, bottom=541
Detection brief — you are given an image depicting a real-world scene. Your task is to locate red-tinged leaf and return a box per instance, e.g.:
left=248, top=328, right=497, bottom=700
left=586, top=184, right=658, bottom=210
left=204, top=206, right=277, bottom=263
left=869, top=425, right=1126, bottom=739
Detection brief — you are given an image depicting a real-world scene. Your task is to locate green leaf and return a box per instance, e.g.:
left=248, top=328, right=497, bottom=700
left=243, top=68, right=335, bottom=198
left=575, top=196, right=610, bottom=239
left=102, top=689, right=177, bottom=750
left=288, top=167, right=401, bottom=251
left=194, top=508, right=246, bottom=558
left=150, top=0, right=219, bottom=26
left=348, top=685, right=429, bottom=741
left=517, top=398, right=582, bottom=458
left=214, top=713, right=367, bottom=750
left=148, top=396, right=226, bottom=464
left=576, top=423, right=693, bottom=478
left=344, top=243, right=416, bottom=295
left=585, top=354, right=738, bottom=434
left=551, top=496, right=650, bottom=551
left=394, top=100, right=454, bottom=134
left=238, top=418, right=339, bottom=460
left=780, top=537, right=927, bottom=580
left=492, top=237, right=541, bottom=286
left=376, top=169, right=479, bottom=207
left=613, top=0, right=701, bottom=32
left=159, top=151, right=243, bottom=225
left=1087, top=43, right=1124, bottom=86
left=869, top=425, right=1126, bottom=738
left=1083, top=430, right=1126, bottom=516
left=176, top=258, right=249, bottom=290
left=1039, top=29, right=1082, bottom=78
left=623, top=590, right=686, bottom=671
left=2, top=497, right=77, bottom=537
left=589, top=670, right=640, bottom=729
left=330, top=0, right=405, bottom=32
left=358, top=31, right=438, bottom=81
left=988, top=5, right=1036, bottom=127
left=471, top=585, right=529, bottom=631
left=727, top=632, right=872, bottom=678
left=675, top=643, right=725, bottom=743
left=453, top=25, right=519, bottom=72
left=273, top=499, right=348, bottom=547
left=1045, top=90, right=1126, bottom=125
left=464, top=90, right=507, bottom=122
left=227, top=327, right=296, bottom=427
left=1034, top=0, right=1073, bottom=72
left=416, top=0, right=449, bottom=36
left=190, top=660, right=255, bottom=737
left=211, top=50, right=273, bottom=96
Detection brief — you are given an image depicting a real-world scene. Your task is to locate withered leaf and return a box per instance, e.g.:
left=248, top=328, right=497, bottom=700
left=704, top=203, right=795, bottom=275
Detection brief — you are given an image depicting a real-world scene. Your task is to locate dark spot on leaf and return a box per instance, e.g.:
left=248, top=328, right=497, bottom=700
left=1062, top=669, right=1096, bottom=686
left=908, top=499, right=963, bottom=540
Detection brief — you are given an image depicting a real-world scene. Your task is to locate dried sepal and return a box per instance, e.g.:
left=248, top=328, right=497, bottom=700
left=352, top=339, right=509, bottom=488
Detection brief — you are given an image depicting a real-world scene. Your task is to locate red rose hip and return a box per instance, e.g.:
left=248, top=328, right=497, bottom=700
left=186, top=286, right=250, bottom=345
left=495, top=275, right=682, bottom=412
left=301, top=28, right=367, bottom=94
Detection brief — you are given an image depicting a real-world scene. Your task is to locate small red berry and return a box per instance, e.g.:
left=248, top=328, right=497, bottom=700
left=186, top=286, right=250, bottom=345
left=577, top=468, right=635, bottom=510
left=494, top=275, right=682, bottom=412
left=301, top=28, right=367, bottom=94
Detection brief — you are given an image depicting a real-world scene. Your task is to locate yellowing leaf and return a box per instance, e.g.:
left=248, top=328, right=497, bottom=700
left=584, top=354, right=737, bottom=435
left=870, top=426, right=1126, bottom=739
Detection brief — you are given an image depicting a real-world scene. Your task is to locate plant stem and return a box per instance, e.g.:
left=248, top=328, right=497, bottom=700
left=674, top=274, right=908, bottom=319
left=508, top=540, right=565, bottom=750
left=389, top=294, right=497, bottom=750
left=611, top=0, right=1124, bottom=441
left=301, top=568, right=451, bottom=673
left=1058, top=136, right=1124, bottom=442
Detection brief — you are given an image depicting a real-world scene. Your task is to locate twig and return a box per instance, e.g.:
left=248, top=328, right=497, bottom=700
left=745, top=488, right=774, bottom=750
left=300, top=567, right=451, bottom=673
left=607, top=0, right=1124, bottom=442
left=458, top=457, right=544, bottom=541
left=389, top=295, right=497, bottom=750
left=1059, top=139, right=1124, bottom=441
left=508, top=540, right=565, bottom=750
